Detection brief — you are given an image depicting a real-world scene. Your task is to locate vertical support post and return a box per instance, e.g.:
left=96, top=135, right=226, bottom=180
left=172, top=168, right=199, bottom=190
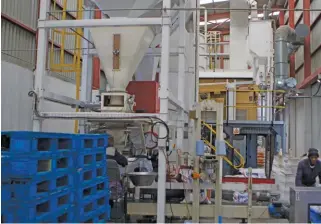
left=220, top=35, right=224, bottom=69
left=247, top=167, right=253, bottom=223
left=214, top=101, right=224, bottom=223
left=227, top=82, right=236, bottom=120
left=157, top=0, right=171, bottom=223
left=192, top=104, right=201, bottom=223
left=177, top=0, right=186, bottom=151
left=278, top=11, right=285, bottom=26
left=194, top=0, right=200, bottom=102
left=33, top=0, right=50, bottom=131
left=92, top=8, right=102, bottom=90
left=288, top=0, right=295, bottom=78
left=303, top=0, right=311, bottom=79
left=202, top=7, right=208, bottom=41
left=79, top=6, right=93, bottom=134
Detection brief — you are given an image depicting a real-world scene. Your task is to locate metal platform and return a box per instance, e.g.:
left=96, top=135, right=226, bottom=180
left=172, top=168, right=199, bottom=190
left=131, top=181, right=274, bottom=191
left=126, top=201, right=271, bottom=219
left=203, top=120, right=284, bottom=139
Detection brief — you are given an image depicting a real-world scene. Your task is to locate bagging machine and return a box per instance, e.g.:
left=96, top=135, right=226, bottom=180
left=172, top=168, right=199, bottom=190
left=29, top=0, right=321, bottom=223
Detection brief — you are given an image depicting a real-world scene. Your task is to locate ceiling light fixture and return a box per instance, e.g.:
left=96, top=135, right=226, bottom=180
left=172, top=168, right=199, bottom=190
left=200, top=0, right=229, bottom=5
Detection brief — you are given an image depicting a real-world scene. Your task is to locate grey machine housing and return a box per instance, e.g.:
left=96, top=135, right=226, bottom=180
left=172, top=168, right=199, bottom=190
left=289, top=187, right=321, bottom=223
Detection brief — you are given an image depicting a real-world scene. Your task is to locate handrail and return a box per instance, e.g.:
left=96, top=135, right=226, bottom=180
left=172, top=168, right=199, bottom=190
left=201, top=120, right=245, bottom=169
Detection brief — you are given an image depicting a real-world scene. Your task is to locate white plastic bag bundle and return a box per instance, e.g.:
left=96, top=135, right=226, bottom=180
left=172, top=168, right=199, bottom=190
left=233, top=191, right=249, bottom=203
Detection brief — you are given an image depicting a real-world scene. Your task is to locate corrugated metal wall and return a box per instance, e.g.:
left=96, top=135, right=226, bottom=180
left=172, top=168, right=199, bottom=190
left=310, top=0, right=321, bottom=74
left=1, top=19, right=36, bottom=69
left=282, top=0, right=320, bottom=157
left=1, top=0, right=82, bottom=83
left=292, top=0, right=321, bottom=82
left=1, top=0, right=39, bottom=29
left=1, top=0, right=83, bottom=132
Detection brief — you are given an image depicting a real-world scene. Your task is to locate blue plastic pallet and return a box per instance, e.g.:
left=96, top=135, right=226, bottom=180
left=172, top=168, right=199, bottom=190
left=75, top=177, right=109, bottom=200
left=51, top=188, right=75, bottom=211
left=75, top=191, right=109, bottom=221
left=49, top=205, right=75, bottom=223
left=95, top=150, right=107, bottom=164
left=81, top=204, right=111, bottom=223
left=97, top=205, right=111, bottom=222
left=1, top=181, right=11, bottom=202
left=1, top=155, right=11, bottom=181
left=76, top=134, right=108, bottom=150
left=1, top=131, right=77, bottom=154
left=1, top=170, right=74, bottom=202
left=75, top=162, right=107, bottom=185
left=75, top=149, right=106, bottom=168
left=2, top=194, right=56, bottom=222
left=2, top=188, right=74, bottom=223
left=6, top=153, right=75, bottom=178
left=96, top=193, right=110, bottom=211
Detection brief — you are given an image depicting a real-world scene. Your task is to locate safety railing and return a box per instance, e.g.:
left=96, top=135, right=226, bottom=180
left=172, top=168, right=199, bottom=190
left=201, top=120, right=245, bottom=169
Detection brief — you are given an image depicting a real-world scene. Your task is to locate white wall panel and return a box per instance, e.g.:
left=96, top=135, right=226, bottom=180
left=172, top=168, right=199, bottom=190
left=311, top=19, right=321, bottom=53
left=294, top=46, right=304, bottom=70
left=311, top=0, right=321, bottom=25
left=311, top=83, right=321, bottom=149
left=311, top=49, right=321, bottom=74
left=41, top=75, right=77, bottom=133
left=294, top=0, right=303, bottom=25
left=1, top=61, right=34, bottom=131
left=1, top=60, right=77, bottom=133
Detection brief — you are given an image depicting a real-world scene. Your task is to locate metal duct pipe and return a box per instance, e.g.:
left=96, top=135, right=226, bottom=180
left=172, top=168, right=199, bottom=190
left=263, top=4, right=268, bottom=20
left=274, top=25, right=308, bottom=90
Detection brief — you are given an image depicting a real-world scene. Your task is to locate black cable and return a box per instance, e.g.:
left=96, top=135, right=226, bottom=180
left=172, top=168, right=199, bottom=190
left=161, top=149, right=174, bottom=219
left=151, top=121, right=170, bottom=140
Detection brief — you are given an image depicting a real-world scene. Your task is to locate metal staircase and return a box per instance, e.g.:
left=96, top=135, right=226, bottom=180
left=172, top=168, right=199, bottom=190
left=201, top=121, right=245, bottom=169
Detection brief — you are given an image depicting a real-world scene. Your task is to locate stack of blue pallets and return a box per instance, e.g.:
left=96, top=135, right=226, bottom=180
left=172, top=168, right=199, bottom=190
left=75, top=134, right=110, bottom=223
left=1, top=131, right=111, bottom=223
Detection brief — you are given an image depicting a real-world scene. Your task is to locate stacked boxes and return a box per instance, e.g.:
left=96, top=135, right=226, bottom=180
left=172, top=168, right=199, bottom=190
left=1, top=131, right=110, bottom=223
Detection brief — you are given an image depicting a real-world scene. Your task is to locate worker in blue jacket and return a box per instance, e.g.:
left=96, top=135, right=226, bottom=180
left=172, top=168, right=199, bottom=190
left=295, top=148, right=321, bottom=187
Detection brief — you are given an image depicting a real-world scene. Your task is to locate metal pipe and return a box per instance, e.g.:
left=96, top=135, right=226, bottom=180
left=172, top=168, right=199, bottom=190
left=263, top=4, right=269, bottom=20
left=38, top=17, right=169, bottom=28
left=48, top=7, right=317, bottom=13
left=194, top=0, right=200, bottom=103
left=274, top=25, right=306, bottom=89
left=33, top=0, right=50, bottom=131
left=288, top=95, right=321, bottom=98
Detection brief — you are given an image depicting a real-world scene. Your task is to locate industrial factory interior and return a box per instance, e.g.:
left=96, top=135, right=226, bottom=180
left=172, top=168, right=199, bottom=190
left=1, top=0, right=321, bottom=223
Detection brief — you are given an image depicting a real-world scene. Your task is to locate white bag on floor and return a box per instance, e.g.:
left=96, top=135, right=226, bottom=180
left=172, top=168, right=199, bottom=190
left=233, top=191, right=249, bottom=203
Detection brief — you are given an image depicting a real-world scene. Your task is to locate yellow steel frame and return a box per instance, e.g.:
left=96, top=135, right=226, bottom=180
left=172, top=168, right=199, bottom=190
left=201, top=121, right=245, bottom=169
left=50, top=0, right=83, bottom=133
left=207, top=31, right=221, bottom=70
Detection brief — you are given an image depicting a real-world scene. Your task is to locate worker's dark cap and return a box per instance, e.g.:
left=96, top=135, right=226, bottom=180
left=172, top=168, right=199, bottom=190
left=308, top=148, right=319, bottom=157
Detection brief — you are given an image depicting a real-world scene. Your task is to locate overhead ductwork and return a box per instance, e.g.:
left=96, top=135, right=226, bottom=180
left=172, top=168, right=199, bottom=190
left=274, top=24, right=308, bottom=90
